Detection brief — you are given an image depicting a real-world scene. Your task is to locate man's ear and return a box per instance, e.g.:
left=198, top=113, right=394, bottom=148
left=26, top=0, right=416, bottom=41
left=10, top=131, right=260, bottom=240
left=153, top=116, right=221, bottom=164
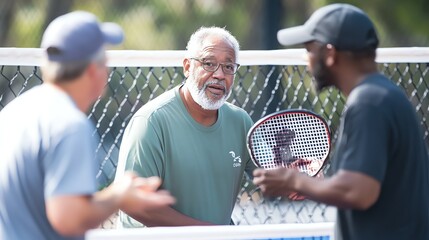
left=83, top=62, right=97, bottom=79
left=325, top=44, right=337, bottom=67
left=183, top=58, right=191, bottom=78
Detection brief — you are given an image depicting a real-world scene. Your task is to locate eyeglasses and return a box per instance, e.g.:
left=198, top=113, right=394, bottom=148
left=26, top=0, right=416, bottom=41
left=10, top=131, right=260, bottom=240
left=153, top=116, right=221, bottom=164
left=190, top=58, right=240, bottom=75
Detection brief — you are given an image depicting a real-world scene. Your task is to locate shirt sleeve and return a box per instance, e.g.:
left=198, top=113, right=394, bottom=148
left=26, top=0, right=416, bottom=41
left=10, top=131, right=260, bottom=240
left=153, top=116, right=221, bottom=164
left=118, top=116, right=165, bottom=179
left=44, top=122, right=97, bottom=198
left=243, top=114, right=257, bottom=178
left=336, top=103, right=390, bottom=183
left=116, top=115, right=165, bottom=229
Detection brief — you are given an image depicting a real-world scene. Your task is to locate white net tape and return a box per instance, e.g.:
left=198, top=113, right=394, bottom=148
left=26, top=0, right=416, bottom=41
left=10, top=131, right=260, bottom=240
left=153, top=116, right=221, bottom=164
left=1, top=47, right=429, bottom=67
left=86, top=222, right=335, bottom=240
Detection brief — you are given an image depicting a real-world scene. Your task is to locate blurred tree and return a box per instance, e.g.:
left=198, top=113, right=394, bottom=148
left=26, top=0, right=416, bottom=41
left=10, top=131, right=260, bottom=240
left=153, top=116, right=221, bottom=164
left=1, top=0, right=428, bottom=48
left=0, top=0, right=16, bottom=46
left=42, top=0, right=74, bottom=34
left=320, top=0, right=429, bottom=47
left=258, top=0, right=284, bottom=50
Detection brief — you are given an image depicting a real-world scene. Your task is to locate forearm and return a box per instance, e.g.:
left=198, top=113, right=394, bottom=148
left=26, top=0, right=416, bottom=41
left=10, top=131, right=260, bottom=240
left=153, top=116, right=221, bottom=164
left=83, top=185, right=124, bottom=227
left=46, top=189, right=121, bottom=237
left=126, top=206, right=214, bottom=227
left=47, top=173, right=175, bottom=236
left=293, top=170, right=380, bottom=210
left=294, top=174, right=357, bottom=208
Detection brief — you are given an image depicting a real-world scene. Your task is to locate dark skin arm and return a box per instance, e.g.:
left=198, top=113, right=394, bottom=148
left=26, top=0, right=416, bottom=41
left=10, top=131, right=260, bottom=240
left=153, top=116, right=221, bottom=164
left=253, top=168, right=380, bottom=210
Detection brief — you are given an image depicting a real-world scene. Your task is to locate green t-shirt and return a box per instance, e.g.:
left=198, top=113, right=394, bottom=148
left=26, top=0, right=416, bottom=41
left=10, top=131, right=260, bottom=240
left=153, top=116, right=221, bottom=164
left=116, top=85, right=256, bottom=227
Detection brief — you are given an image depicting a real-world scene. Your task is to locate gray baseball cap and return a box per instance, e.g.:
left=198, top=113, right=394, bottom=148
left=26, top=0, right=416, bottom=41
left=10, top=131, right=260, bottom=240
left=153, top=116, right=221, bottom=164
left=41, top=11, right=124, bottom=62
left=277, top=4, right=379, bottom=51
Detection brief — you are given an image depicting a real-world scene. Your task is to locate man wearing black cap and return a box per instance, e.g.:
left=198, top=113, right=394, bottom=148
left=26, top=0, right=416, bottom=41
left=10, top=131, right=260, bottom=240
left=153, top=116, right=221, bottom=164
left=253, top=4, right=429, bottom=240
left=0, top=11, right=175, bottom=240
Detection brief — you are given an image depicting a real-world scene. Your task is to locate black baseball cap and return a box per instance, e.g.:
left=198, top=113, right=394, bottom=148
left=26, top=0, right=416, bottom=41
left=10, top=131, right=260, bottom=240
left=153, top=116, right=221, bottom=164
left=277, top=4, right=379, bottom=51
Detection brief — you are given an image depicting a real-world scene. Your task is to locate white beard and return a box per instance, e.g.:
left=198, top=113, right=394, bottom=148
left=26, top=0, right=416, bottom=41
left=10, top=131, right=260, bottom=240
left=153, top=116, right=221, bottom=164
left=185, top=77, right=231, bottom=110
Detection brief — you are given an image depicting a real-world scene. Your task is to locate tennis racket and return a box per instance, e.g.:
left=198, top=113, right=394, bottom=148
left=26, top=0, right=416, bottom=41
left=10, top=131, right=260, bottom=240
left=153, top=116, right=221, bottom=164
left=247, top=109, right=331, bottom=177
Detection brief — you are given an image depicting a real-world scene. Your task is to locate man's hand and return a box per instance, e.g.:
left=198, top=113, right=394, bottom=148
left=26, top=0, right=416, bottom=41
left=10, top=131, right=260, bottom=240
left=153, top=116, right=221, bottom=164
left=113, top=172, right=176, bottom=214
left=253, top=168, right=299, bottom=197
left=287, top=159, right=325, bottom=200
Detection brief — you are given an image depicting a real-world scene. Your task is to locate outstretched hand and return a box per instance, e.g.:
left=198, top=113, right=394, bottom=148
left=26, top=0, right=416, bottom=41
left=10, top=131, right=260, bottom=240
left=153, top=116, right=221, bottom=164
left=253, top=168, right=300, bottom=198
left=113, top=172, right=176, bottom=214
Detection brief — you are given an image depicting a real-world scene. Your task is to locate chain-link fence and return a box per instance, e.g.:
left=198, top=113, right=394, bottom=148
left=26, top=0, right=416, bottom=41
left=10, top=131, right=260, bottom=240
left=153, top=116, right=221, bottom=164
left=0, top=48, right=428, bottom=228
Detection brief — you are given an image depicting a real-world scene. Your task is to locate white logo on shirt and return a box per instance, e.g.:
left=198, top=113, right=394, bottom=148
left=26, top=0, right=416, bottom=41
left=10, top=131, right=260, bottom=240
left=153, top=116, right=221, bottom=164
left=229, top=151, right=241, bottom=168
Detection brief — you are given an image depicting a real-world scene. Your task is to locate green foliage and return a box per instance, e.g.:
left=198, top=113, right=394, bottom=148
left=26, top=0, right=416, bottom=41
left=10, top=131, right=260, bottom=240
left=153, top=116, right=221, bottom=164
left=9, top=2, right=45, bottom=47
left=4, top=0, right=428, bottom=49
left=321, top=0, right=429, bottom=47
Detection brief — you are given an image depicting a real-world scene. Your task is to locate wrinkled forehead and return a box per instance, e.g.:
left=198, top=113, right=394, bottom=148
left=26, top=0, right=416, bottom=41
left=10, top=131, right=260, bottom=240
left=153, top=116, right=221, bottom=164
left=198, top=36, right=236, bottom=61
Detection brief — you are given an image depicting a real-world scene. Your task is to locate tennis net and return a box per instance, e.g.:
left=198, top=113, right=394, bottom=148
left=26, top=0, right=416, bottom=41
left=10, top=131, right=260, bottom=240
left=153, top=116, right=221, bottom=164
left=0, top=47, right=428, bottom=228
left=86, top=222, right=335, bottom=240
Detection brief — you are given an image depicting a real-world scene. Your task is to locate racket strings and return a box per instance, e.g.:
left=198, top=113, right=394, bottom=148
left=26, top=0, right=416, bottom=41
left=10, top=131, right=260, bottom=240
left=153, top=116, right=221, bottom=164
left=250, top=113, right=330, bottom=175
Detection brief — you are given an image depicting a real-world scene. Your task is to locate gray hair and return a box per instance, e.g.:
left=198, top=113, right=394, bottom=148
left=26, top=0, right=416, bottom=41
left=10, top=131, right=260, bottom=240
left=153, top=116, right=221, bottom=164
left=41, top=47, right=106, bottom=83
left=185, top=26, right=240, bottom=61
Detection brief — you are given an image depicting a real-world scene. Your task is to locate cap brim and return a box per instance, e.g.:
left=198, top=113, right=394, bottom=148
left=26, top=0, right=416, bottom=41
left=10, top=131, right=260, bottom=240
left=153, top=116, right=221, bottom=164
left=277, top=25, right=315, bottom=46
left=101, top=22, right=124, bottom=45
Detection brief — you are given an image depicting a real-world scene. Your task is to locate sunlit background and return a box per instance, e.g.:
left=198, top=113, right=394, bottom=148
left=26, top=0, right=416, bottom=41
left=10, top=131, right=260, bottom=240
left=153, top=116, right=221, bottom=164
left=1, top=0, right=429, bottom=50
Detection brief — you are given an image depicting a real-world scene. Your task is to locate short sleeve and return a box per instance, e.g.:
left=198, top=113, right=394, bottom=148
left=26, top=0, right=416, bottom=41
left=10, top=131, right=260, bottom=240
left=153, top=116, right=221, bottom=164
left=336, top=104, right=390, bottom=182
left=44, top=122, right=97, bottom=199
left=117, top=116, right=165, bottom=179
left=244, top=114, right=257, bottom=178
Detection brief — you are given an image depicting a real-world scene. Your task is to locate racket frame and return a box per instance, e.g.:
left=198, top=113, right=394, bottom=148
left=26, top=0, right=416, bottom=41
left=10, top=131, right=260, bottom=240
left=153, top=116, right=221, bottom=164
left=247, top=109, right=331, bottom=176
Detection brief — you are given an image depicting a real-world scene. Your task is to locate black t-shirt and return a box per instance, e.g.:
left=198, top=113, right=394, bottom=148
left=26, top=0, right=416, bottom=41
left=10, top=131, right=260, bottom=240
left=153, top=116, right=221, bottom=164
left=331, top=73, right=429, bottom=240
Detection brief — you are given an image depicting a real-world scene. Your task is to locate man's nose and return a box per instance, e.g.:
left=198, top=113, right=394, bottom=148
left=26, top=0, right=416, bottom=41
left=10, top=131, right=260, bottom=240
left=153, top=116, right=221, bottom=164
left=212, top=64, right=226, bottom=79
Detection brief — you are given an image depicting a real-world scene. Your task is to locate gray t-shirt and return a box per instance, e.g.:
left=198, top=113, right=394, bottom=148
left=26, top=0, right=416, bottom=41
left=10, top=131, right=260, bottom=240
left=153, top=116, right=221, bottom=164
left=0, top=84, right=97, bottom=240
left=115, top=85, right=256, bottom=227
left=332, top=73, right=429, bottom=240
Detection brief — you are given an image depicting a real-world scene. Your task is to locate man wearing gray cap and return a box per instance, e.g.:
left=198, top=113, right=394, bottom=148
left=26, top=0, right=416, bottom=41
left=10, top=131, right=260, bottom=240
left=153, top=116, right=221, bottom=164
left=253, top=4, right=429, bottom=240
left=0, top=11, right=175, bottom=240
